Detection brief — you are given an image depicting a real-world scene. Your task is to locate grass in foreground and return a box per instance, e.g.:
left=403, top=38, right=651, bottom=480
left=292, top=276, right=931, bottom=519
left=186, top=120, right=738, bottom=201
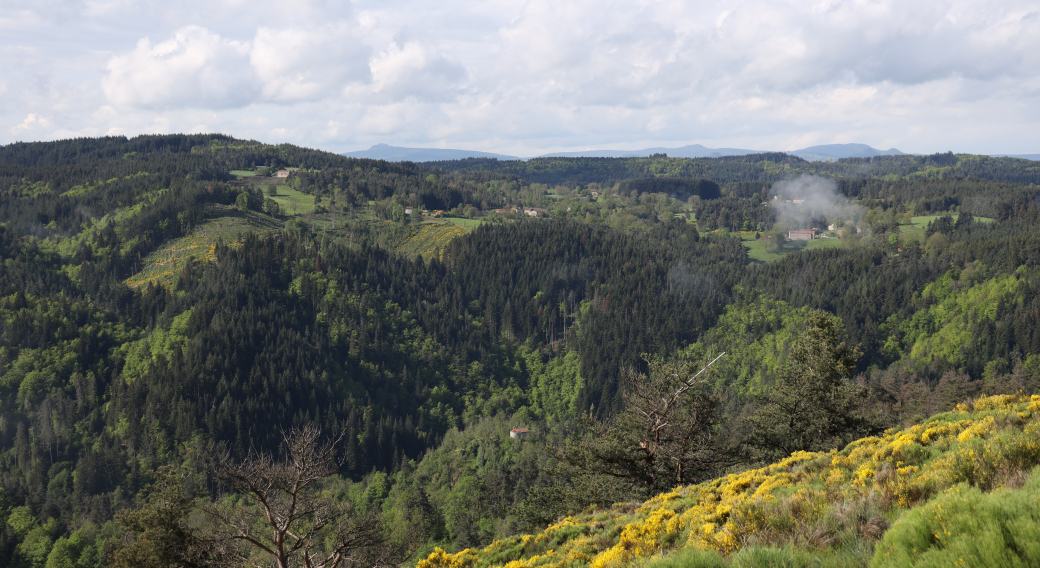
left=417, top=393, right=1040, bottom=568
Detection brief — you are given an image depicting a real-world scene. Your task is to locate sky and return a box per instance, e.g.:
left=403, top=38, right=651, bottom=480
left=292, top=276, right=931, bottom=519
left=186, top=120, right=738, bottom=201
left=2, top=0, right=1038, bottom=156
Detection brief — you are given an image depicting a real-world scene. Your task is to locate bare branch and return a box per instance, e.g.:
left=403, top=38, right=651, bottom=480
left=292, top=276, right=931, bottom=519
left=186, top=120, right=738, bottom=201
left=201, top=424, right=407, bottom=568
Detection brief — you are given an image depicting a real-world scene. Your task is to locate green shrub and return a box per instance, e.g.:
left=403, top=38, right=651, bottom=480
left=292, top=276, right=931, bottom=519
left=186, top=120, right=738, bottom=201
left=644, top=547, right=726, bottom=568
left=872, top=466, right=1040, bottom=567
left=730, top=545, right=829, bottom=568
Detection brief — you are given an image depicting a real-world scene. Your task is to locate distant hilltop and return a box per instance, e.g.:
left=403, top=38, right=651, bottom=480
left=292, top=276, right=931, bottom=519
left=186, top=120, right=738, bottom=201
left=343, top=142, right=1039, bottom=163
left=345, top=142, right=909, bottom=162
left=990, top=153, right=1040, bottom=161
left=541, top=143, right=908, bottom=161
left=787, top=143, right=907, bottom=161
left=538, top=144, right=770, bottom=159
left=341, top=143, right=519, bottom=162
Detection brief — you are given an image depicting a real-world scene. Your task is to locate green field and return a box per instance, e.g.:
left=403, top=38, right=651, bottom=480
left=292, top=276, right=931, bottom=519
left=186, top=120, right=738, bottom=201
left=268, top=185, right=315, bottom=215
left=903, top=214, right=995, bottom=234
left=742, top=234, right=842, bottom=262
left=442, top=216, right=484, bottom=229
left=230, top=169, right=257, bottom=177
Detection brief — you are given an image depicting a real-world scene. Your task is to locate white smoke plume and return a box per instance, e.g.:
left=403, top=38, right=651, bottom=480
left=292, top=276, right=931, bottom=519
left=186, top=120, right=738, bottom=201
left=769, top=175, right=865, bottom=231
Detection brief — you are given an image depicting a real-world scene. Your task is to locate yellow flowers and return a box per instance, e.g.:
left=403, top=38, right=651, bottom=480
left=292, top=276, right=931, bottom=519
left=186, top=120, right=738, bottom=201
left=396, top=222, right=470, bottom=260
left=956, top=415, right=995, bottom=442
left=416, top=548, right=479, bottom=568
left=125, top=233, right=242, bottom=288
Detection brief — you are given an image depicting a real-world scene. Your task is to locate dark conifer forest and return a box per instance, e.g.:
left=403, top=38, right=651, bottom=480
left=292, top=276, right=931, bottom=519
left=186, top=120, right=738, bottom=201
left=1, top=134, right=1040, bottom=566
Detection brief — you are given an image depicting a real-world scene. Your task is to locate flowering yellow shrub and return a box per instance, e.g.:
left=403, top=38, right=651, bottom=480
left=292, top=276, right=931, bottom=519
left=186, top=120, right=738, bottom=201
left=396, top=222, right=471, bottom=261
left=125, top=232, right=243, bottom=289
left=418, top=393, right=1040, bottom=568
left=417, top=547, right=479, bottom=568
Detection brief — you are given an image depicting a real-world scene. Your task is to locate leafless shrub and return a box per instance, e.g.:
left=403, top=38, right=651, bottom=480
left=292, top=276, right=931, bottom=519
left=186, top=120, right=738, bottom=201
left=202, top=425, right=410, bottom=568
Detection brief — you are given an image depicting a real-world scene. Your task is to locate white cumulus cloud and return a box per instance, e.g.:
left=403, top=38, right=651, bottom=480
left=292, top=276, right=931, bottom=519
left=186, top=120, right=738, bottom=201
left=101, top=25, right=259, bottom=109
left=251, top=24, right=372, bottom=103
left=367, top=41, right=467, bottom=102
left=10, top=113, right=52, bottom=135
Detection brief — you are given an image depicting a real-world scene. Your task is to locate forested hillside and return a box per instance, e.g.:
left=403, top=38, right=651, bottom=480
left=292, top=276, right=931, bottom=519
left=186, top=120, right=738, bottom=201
left=0, top=135, right=1039, bottom=567
left=426, top=151, right=1040, bottom=186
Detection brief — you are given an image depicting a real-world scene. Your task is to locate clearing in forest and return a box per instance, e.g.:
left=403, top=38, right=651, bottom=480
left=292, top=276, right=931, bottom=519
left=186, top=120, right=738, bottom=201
left=124, top=207, right=277, bottom=288
left=268, top=185, right=316, bottom=215
left=396, top=221, right=472, bottom=260
left=901, top=214, right=995, bottom=236
left=740, top=232, right=842, bottom=262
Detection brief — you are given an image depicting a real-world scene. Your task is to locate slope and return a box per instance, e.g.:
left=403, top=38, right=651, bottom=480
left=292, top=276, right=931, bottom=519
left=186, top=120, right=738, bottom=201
left=417, top=393, right=1040, bottom=568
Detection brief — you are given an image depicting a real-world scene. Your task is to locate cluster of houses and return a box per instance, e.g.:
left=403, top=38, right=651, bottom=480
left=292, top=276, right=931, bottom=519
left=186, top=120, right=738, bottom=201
left=787, top=224, right=852, bottom=240
left=492, top=206, right=549, bottom=217
left=787, top=228, right=819, bottom=240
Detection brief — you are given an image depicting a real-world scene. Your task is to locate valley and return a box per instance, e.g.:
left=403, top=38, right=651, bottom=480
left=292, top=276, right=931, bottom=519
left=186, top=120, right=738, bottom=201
left=0, top=135, right=1038, bottom=567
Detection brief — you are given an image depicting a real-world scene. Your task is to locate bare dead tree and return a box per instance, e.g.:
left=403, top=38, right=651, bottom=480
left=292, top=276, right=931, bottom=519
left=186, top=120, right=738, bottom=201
left=623, top=351, right=730, bottom=487
left=202, top=425, right=406, bottom=568
left=558, top=351, right=735, bottom=495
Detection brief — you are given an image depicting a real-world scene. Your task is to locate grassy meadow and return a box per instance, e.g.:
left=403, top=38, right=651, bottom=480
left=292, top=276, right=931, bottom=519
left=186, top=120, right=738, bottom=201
left=741, top=233, right=843, bottom=262
left=268, top=185, right=316, bottom=215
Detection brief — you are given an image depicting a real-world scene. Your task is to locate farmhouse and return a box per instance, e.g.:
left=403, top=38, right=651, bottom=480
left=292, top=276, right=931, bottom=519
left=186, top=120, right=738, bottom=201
left=523, top=207, right=548, bottom=217
left=509, top=427, right=529, bottom=439
left=788, top=229, right=817, bottom=240
left=275, top=170, right=291, bottom=178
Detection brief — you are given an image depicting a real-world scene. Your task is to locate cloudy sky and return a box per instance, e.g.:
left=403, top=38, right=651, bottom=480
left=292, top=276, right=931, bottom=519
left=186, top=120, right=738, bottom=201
left=2, top=0, right=1038, bottom=155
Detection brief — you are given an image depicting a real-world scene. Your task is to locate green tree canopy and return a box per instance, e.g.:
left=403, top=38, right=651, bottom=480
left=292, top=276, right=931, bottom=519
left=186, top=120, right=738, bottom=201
left=748, top=310, right=873, bottom=457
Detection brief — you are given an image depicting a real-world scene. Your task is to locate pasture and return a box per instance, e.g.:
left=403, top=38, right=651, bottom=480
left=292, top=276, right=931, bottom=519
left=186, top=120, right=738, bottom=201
left=742, top=233, right=842, bottom=262
left=268, top=185, right=316, bottom=215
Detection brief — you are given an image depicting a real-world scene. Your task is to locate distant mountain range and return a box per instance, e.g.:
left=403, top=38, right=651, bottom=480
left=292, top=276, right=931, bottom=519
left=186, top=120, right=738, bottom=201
left=343, top=142, right=1037, bottom=163
left=990, top=154, right=1040, bottom=161
left=538, top=144, right=769, bottom=159
left=787, top=143, right=907, bottom=161
left=342, top=143, right=519, bottom=162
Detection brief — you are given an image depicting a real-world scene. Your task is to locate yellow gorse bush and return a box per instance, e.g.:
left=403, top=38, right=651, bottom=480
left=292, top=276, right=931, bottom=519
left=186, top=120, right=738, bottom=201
left=414, top=393, right=1040, bottom=568
left=125, top=237, right=243, bottom=288
left=396, top=222, right=470, bottom=261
